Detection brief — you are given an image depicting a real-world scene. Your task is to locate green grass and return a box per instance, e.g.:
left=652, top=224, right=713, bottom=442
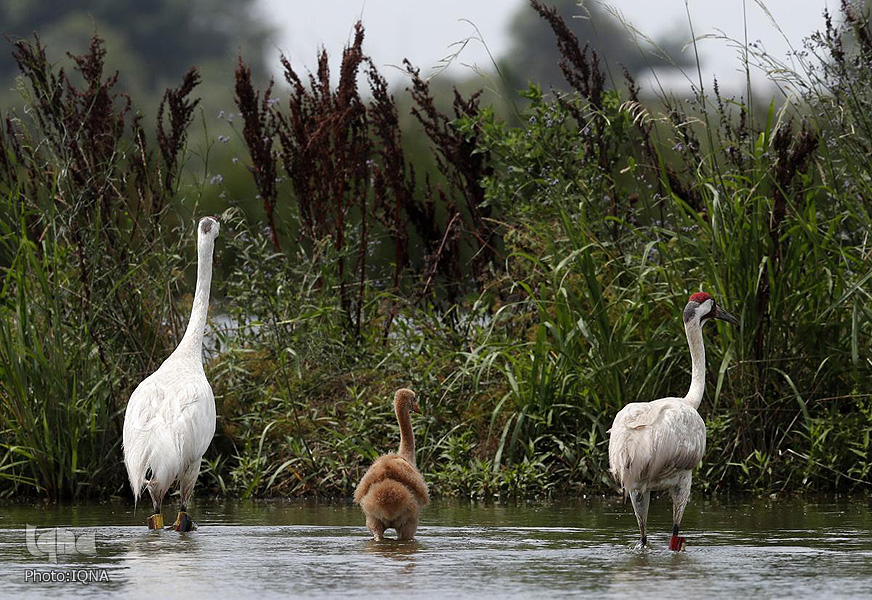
left=1, top=4, right=870, bottom=500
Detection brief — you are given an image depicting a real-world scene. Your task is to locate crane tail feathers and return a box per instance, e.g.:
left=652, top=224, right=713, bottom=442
left=123, top=422, right=182, bottom=507
left=610, top=434, right=647, bottom=495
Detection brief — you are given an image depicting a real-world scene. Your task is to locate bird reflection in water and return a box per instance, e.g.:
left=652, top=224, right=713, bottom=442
left=362, top=538, right=421, bottom=573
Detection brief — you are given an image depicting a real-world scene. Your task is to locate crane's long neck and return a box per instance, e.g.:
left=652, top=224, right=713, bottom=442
left=683, top=316, right=706, bottom=409
left=397, top=405, right=416, bottom=466
left=175, top=235, right=214, bottom=361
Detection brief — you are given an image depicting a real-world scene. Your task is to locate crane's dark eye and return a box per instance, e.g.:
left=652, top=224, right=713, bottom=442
left=201, top=220, right=212, bottom=234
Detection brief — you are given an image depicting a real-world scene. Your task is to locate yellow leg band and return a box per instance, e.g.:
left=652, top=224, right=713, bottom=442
left=147, top=513, right=164, bottom=529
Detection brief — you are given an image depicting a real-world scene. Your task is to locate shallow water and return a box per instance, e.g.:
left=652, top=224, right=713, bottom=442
left=0, top=496, right=870, bottom=598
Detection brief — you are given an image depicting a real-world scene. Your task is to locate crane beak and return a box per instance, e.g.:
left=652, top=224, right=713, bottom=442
left=715, top=306, right=739, bottom=326
left=411, top=401, right=422, bottom=414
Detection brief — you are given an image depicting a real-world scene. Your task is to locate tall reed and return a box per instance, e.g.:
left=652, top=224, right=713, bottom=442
left=0, top=36, right=201, bottom=499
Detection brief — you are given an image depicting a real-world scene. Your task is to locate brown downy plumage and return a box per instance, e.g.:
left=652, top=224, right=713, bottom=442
left=353, top=389, right=430, bottom=541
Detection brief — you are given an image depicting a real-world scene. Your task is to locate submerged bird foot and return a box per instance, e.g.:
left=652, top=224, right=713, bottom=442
left=147, top=513, right=164, bottom=529
left=171, top=511, right=197, bottom=532
left=633, top=536, right=650, bottom=550
left=669, top=535, right=686, bottom=551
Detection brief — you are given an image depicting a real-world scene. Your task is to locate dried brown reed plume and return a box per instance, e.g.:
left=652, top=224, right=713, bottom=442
left=3, top=34, right=205, bottom=433
left=233, top=21, right=500, bottom=336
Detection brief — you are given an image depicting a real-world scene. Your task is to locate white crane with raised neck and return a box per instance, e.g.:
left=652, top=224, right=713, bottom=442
left=608, top=292, right=739, bottom=551
left=123, top=215, right=220, bottom=531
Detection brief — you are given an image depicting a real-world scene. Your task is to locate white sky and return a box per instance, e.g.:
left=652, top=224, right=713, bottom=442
left=258, top=0, right=839, bottom=93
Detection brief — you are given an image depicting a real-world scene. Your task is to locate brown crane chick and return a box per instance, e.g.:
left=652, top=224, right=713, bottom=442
left=354, top=389, right=430, bottom=541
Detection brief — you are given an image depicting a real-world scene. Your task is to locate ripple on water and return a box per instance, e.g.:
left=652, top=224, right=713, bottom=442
left=0, top=497, right=870, bottom=599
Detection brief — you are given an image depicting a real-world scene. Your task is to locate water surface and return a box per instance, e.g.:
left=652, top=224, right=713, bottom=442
left=0, top=496, right=869, bottom=598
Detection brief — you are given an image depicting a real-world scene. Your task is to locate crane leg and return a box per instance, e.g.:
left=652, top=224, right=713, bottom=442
left=630, top=490, right=651, bottom=548
left=396, top=518, right=419, bottom=541
left=366, top=516, right=386, bottom=541
left=146, top=482, right=165, bottom=529
left=669, top=475, right=693, bottom=551
left=172, top=462, right=200, bottom=532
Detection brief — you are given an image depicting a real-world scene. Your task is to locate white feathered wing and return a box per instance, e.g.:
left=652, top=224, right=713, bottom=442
left=122, top=358, right=215, bottom=505
left=608, top=398, right=706, bottom=494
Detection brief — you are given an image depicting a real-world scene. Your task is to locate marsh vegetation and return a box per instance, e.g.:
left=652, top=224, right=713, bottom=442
left=0, top=1, right=870, bottom=501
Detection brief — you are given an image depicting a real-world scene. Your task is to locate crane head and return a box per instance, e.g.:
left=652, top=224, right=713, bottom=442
left=685, top=292, right=739, bottom=326
left=394, top=388, right=421, bottom=414
left=198, top=215, right=221, bottom=241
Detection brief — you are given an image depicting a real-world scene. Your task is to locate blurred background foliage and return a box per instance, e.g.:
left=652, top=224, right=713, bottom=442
left=499, top=0, right=693, bottom=92
left=0, top=0, right=271, bottom=98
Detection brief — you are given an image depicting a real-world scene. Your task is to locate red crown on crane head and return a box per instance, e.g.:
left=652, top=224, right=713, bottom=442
left=689, top=292, right=713, bottom=304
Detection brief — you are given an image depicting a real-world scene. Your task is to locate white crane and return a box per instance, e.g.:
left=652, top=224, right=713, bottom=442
left=608, top=292, right=738, bottom=551
left=123, top=216, right=220, bottom=531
